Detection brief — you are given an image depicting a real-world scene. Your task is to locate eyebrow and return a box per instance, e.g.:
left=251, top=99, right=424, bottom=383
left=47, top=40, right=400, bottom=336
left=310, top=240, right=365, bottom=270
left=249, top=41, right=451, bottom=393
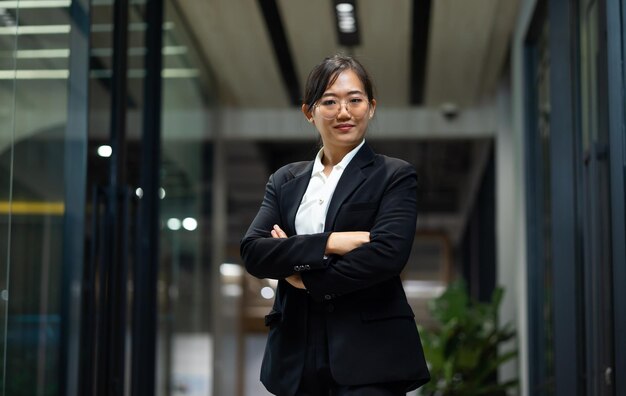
left=321, top=90, right=364, bottom=98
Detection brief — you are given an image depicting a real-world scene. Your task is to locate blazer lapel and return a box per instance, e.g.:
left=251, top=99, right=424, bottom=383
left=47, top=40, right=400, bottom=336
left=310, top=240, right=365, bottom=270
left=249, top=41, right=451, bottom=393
left=324, top=143, right=376, bottom=232
left=280, top=161, right=314, bottom=236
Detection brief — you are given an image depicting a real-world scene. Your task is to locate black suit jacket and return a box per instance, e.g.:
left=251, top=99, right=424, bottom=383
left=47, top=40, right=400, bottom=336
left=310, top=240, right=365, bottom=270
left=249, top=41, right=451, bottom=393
left=240, top=143, right=430, bottom=396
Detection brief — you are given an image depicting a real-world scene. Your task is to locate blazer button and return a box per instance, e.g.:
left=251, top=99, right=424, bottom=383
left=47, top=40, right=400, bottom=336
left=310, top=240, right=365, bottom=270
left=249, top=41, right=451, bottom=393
left=304, top=265, right=310, bottom=270
left=324, top=294, right=332, bottom=300
left=294, top=265, right=300, bottom=271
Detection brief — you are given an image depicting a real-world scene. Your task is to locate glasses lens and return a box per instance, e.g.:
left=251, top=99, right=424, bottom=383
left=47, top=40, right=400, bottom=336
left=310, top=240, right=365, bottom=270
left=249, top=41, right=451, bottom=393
left=316, top=96, right=369, bottom=119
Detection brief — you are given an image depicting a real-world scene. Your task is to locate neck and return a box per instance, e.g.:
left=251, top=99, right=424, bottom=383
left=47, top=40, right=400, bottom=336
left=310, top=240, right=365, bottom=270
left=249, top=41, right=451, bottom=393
left=322, top=142, right=360, bottom=166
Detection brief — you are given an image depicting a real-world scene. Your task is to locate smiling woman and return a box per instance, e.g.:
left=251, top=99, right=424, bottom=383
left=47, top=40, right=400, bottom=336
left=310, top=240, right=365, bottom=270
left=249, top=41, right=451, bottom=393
left=241, top=54, right=430, bottom=396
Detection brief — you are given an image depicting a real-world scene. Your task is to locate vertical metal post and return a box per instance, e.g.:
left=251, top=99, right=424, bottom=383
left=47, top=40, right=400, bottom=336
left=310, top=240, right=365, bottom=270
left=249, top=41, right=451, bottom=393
left=98, top=0, right=130, bottom=394
left=61, top=0, right=90, bottom=394
left=132, top=0, right=163, bottom=392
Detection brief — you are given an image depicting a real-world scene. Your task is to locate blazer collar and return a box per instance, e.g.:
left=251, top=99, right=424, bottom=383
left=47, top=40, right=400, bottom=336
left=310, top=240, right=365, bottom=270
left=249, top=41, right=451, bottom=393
left=281, top=161, right=314, bottom=236
left=280, top=142, right=376, bottom=235
left=324, top=142, right=375, bottom=231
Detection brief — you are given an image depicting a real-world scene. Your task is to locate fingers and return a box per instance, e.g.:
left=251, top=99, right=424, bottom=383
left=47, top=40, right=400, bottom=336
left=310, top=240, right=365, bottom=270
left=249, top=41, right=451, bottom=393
left=285, top=274, right=306, bottom=289
left=271, top=224, right=288, bottom=238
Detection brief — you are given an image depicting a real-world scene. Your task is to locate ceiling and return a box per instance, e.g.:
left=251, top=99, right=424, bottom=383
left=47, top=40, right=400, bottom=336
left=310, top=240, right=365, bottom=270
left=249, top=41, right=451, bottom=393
left=175, top=0, right=520, bottom=108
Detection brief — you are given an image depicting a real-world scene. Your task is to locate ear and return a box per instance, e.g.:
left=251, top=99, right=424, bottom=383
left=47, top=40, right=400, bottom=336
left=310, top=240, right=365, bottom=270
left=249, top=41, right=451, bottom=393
left=368, top=99, right=377, bottom=119
left=301, top=104, right=314, bottom=123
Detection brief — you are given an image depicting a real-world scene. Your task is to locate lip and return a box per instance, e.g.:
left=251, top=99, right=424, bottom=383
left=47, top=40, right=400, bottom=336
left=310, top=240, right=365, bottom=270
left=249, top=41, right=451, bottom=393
left=334, top=123, right=355, bottom=132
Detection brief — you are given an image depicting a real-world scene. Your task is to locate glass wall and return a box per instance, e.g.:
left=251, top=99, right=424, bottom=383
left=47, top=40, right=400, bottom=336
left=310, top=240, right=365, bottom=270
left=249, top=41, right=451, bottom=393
left=157, top=1, right=216, bottom=395
left=0, top=1, right=84, bottom=394
left=0, top=0, right=219, bottom=393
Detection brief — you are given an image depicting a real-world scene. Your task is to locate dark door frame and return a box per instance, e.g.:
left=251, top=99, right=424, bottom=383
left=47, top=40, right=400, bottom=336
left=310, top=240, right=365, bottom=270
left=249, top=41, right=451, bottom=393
left=606, top=0, right=626, bottom=394
left=548, top=0, right=585, bottom=395
left=131, top=0, right=164, bottom=394
left=524, top=2, right=552, bottom=394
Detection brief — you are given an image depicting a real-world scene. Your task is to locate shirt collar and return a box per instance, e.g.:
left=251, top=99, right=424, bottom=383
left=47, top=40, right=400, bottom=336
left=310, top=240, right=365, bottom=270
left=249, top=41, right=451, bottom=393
left=312, top=139, right=365, bottom=176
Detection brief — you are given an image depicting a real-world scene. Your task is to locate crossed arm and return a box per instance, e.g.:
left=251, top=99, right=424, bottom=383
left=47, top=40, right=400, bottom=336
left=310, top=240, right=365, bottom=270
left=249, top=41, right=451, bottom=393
left=241, top=163, right=417, bottom=299
left=269, top=224, right=370, bottom=289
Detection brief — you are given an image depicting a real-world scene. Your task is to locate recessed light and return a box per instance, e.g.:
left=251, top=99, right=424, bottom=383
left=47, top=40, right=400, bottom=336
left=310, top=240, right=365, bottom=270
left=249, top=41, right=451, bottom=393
left=261, top=287, right=275, bottom=300
left=182, top=217, right=197, bottom=231
left=166, top=218, right=181, bottom=230
left=97, top=145, right=112, bottom=157
left=335, top=3, right=353, bottom=13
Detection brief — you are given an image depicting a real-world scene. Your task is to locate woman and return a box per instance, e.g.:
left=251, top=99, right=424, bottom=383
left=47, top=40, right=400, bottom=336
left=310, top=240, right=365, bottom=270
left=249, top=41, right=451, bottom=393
left=240, top=55, right=430, bottom=396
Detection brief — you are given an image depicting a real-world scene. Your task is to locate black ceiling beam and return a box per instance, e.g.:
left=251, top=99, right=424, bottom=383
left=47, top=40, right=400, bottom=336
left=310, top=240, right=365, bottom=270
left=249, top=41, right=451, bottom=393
left=256, top=0, right=301, bottom=106
left=410, top=0, right=431, bottom=105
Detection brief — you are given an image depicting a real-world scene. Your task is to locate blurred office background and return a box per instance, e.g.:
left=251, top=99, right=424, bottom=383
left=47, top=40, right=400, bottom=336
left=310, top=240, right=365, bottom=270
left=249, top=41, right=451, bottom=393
left=0, top=0, right=624, bottom=395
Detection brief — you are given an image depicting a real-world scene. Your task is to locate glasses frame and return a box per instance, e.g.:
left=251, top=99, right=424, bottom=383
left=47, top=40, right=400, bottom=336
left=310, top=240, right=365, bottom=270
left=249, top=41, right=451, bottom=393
left=313, top=96, right=371, bottom=120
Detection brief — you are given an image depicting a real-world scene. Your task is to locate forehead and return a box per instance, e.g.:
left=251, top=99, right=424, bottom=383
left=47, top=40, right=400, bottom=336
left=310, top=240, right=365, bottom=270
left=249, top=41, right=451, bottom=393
left=324, top=69, right=365, bottom=94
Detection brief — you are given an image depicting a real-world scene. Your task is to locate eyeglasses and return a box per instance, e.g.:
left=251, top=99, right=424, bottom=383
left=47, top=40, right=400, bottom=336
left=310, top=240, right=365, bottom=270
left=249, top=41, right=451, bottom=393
left=314, top=95, right=370, bottom=120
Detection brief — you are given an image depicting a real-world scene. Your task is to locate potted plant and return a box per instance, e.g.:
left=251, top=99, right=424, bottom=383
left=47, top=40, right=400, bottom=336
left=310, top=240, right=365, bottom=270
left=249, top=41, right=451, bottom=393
left=419, top=280, right=518, bottom=395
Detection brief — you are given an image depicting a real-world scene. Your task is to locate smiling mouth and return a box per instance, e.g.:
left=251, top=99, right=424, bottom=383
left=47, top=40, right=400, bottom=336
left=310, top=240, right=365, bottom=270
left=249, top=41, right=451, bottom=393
left=335, top=124, right=354, bottom=131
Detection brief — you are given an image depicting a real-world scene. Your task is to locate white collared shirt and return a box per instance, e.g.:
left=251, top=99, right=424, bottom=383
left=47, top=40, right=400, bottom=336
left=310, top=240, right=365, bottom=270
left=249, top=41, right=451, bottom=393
left=294, top=140, right=365, bottom=235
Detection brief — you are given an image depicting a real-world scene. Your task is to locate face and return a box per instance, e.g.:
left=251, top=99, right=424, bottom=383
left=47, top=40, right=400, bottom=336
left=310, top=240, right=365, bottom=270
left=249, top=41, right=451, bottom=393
left=302, top=69, right=376, bottom=152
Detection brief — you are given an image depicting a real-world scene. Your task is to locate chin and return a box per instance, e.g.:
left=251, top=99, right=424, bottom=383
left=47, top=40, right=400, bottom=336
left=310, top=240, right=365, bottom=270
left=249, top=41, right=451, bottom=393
left=337, top=136, right=364, bottom=146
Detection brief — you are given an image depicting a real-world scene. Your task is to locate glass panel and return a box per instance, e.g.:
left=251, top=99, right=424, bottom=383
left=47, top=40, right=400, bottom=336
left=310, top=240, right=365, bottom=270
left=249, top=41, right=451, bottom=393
left=0, top=1, right=76, bottom=394
left=0, top=3, right=17, bottom=392
left=158, top=1, right=216, bottom=395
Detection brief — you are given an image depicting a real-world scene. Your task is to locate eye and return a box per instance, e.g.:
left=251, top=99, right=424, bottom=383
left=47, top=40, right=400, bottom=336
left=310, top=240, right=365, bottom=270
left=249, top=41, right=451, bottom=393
left=349, top=97, right=364, bottom=104
left=320, top=99, right=337, bottom=106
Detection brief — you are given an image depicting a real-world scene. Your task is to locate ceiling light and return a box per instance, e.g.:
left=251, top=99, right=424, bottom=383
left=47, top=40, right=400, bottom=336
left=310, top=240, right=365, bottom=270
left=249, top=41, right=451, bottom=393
left=135, top=187, right=143, bottom=198
left=261, top=287, right=275, bottom=300
left=166, top=218, right=181, bottom=230
left=91, top=21, right=173, bottom=33
left=92, top=0, right=146, bottom=6
left=159, top=188, right=166, bottom=199
left=182, top=217, right=197, bottom=231
left=14, top=49, right=70, bottom=58
left=333, top=0, right=360, bottom=46
left=97, top=145, right=112, bottom=157
left=161, top=68, right=199, bottom=78
left=0, top=70, right=69, bottom=79
left=0, top=0, right=70, bottom=8
left=0, top=25, right=71, bottom=35
left=220, top=263, right=243, bottom=277
left=335, top=3, right=353, bottom=12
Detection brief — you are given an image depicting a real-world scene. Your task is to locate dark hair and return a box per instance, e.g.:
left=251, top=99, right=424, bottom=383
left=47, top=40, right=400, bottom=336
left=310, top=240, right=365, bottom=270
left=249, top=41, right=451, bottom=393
left=302, top=54, right=375, bottom=113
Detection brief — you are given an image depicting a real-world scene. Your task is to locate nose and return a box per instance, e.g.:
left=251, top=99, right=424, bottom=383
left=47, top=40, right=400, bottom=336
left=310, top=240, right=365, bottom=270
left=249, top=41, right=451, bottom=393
left=336, top=100, right=351, bottom=119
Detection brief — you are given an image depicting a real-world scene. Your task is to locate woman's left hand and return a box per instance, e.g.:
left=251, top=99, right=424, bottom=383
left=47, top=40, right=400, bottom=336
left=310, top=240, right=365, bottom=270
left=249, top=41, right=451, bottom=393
left=271, top=225, right=306, bottom=290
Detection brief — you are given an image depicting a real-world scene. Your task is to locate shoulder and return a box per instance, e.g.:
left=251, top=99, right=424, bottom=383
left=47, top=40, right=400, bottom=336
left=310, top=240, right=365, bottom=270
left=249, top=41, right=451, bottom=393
left=373, top=154, right=416, bottom=177
left=271, top=160, right=311, bottom=184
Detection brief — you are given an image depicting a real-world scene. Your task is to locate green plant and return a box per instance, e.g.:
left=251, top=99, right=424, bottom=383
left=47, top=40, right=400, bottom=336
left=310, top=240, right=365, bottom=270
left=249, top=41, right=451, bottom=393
left=419, top=280, right=518, bottom=395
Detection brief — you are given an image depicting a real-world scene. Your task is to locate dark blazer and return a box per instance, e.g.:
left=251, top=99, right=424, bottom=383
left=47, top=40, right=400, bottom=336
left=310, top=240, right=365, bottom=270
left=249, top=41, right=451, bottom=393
left=240, top=142, right=430, bottom=396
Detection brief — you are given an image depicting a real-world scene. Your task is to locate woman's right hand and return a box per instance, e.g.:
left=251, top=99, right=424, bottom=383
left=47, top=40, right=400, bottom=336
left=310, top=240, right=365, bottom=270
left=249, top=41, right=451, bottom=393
left=325, top=232, right=370, bottom=256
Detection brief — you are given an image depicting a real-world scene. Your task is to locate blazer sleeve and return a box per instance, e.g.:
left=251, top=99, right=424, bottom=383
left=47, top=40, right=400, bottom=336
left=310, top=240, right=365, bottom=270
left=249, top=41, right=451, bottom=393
left=240, top=172, right=332, bottom=280
left=300, top=163, right=417, bottom=299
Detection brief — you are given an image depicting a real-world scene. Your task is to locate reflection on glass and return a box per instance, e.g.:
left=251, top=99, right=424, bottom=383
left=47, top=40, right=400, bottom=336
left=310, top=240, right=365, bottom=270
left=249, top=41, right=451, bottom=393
left=157, top=1, right=216, bottom=395
left=0, top=2, right=72, bottom=394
